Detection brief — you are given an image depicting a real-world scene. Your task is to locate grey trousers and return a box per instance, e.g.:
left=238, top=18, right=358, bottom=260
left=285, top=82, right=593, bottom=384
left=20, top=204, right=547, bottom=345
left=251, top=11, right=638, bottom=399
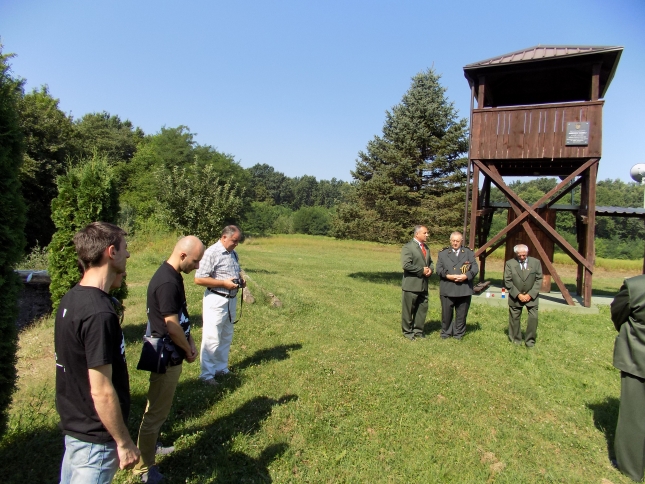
left=440, top=295, right=471, bottom=339
left=508, top=304, right=538, bottom=345
left=615, top=371, right=645, bottom=482
left=401, top=290, right=428, bottom=337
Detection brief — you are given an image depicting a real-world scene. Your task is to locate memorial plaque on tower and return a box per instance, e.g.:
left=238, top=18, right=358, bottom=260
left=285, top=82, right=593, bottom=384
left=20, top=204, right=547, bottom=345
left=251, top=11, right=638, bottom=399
left=565, top=122, right=590, bottom=146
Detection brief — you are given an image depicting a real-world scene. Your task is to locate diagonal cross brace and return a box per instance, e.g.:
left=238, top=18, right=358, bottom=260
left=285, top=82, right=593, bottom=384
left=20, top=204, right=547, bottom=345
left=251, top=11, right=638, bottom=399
left=473, top=159, right=597, bottom=273
left=506, top=192, right=576, bottom=306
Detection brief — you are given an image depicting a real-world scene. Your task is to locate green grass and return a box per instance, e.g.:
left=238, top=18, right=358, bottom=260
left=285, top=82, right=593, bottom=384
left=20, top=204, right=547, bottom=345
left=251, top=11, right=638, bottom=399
left=1, top=234, right=639, bottom=483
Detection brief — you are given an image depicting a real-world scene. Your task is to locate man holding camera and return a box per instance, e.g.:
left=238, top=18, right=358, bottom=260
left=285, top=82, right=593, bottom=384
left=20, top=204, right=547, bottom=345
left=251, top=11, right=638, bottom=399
left=133, top=236, right=204, bottom=483
left=195, top=225, right=245, bottom=386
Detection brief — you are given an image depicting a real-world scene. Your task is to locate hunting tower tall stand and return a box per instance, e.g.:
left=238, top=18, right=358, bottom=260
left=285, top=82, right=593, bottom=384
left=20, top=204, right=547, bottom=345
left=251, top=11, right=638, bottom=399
left=463, top=45, right=623, bottom=307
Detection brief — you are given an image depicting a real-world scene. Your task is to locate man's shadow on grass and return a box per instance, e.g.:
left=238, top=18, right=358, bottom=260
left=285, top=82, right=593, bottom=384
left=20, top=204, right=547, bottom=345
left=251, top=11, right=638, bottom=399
left=348, top=271, right=439, bottom=288
left=587, top=397, right=619, bottom=461
left=128, top=343, right=303, bottom=453
left=159, top=394, right=297, bottom=483
left=421, top=321, right=482, bottom=336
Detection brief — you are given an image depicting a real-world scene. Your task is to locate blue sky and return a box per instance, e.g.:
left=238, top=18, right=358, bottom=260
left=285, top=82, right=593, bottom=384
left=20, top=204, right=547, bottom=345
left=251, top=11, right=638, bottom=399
left=1, top=0, right=644, bottom=183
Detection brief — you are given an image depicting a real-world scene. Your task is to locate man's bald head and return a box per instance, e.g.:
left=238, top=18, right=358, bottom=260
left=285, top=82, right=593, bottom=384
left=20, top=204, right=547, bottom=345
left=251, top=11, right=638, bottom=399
left=169, top=236, right=205, bottom=274
left=175, top=236, right=203, bottom=256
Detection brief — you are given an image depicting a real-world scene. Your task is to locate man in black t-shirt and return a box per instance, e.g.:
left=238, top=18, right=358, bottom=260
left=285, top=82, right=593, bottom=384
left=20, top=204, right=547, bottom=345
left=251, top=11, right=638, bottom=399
left=133, top=236, right=204, bottom=483
left=55, top=222, right=140, bottom=484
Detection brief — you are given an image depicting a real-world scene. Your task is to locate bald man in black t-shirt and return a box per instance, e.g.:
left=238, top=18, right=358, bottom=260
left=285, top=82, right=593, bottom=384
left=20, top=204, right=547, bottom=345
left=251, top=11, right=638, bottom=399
left=133, top=236, right=204, bottom=484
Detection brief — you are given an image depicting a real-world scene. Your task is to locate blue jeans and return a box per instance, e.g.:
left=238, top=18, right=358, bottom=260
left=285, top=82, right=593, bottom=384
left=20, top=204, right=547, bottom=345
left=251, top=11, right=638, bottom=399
left=60, top=435, right=119, bottom=484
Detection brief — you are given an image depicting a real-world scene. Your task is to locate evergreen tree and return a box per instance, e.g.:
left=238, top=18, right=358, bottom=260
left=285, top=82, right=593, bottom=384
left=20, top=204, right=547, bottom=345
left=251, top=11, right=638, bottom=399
left=333, top=69, right=468, bottom=243
left=0, top=46, right=27, bottom=437
left=48, top=156, right=124, bottom=311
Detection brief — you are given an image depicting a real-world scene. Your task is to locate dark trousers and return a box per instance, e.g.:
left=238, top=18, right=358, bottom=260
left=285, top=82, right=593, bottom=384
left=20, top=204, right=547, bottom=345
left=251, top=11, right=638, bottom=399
left=508, top=305, right=538, bottom=346
left=440, top=295, right=471, bottom=339
left=615, top=371, right=645, bottom=482
left=401, top=290, right=428, bottom=338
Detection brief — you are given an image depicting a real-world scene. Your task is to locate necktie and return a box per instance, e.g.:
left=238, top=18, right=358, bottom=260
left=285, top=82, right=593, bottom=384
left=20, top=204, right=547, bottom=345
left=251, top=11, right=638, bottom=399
left=522, top=262, right=527, bottom=270
left=421, top=244, right=427, bottom=258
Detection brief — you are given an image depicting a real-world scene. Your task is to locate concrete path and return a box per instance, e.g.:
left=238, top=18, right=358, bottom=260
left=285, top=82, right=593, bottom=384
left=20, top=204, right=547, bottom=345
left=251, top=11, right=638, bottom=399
left=471, top=285, right=615, bottom=314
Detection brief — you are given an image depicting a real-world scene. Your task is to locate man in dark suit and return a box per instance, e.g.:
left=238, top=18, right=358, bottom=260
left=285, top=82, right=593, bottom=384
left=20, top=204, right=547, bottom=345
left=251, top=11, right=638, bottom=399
left=504, top=244, right=543, bottom=347
left=401, top=225, right=433, bottom=341
left=611, top=274, right=645, bottom=482
left=436, top=232, right=478, bottom=340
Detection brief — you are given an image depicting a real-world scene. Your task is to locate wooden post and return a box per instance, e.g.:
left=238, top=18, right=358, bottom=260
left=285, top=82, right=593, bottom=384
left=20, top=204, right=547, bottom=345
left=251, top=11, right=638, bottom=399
left=478, top=177, right=491, bottom=283
left=477, top=76, right=486, bottom=108
left=583, top=160, right=598, bottom=307
left=591, top=63, right=601, bottom=101
left=469, top=163, right=480, bottom=250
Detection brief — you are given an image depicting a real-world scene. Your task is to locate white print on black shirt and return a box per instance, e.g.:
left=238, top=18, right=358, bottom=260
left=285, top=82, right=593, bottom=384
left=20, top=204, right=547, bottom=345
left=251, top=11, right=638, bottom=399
left=179, top=310, right=190, bottom=336
left=120, top=334, right=126, bottom=363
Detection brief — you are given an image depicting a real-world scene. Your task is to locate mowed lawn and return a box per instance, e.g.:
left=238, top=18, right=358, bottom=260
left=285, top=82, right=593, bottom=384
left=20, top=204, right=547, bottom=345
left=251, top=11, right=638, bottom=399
left=1, top=234, right=639, bottom=483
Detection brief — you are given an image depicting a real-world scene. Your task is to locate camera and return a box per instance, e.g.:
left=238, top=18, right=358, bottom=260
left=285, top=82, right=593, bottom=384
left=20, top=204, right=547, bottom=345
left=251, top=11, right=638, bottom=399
left=232, top=278, right=243, bottom=288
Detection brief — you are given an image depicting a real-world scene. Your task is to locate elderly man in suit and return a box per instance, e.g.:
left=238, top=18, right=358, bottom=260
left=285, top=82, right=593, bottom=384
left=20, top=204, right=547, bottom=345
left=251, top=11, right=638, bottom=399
left=436, top=231, right=478, bottom=340
left=401, top=225, right=434, bottom=341
left=504, top=244, right=543, bottom=347
left=437, top=232, right=479, bottom=339
left=611, top=274, right=645, bottom=482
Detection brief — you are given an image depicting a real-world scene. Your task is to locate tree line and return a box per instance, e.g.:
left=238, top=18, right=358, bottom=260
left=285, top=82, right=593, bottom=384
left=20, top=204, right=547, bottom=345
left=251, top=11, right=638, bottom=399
left=19, top=95, right=354, bottom=249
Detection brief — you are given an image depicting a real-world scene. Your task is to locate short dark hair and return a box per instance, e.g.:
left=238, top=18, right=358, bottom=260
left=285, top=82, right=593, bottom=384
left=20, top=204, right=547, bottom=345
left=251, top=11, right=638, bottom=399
left=73, top=222, right=126, bottom=269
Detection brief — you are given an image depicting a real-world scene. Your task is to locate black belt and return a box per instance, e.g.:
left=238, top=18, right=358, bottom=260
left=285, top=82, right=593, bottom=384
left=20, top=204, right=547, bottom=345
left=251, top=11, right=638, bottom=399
left=208, top=288, right=236, bottom=298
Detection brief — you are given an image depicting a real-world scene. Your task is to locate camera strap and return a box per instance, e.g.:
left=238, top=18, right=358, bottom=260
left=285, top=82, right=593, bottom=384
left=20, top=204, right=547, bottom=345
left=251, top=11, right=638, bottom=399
left=229, top=287, right=243, bottom=324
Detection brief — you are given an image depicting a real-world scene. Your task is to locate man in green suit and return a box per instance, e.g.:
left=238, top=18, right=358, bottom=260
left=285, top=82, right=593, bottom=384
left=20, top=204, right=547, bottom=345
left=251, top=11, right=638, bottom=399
left=611, top=274, right=645, bottom=482
left=504, top=244, right=543, bottom=347
left=436, top=232, right=478, bottom=340
left=401, top=226, right=433, bottom=341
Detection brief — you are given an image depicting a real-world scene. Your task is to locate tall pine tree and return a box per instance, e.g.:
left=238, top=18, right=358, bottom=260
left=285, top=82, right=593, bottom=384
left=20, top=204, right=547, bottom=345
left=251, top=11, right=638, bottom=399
left=333, top=69, right=468, bottom=243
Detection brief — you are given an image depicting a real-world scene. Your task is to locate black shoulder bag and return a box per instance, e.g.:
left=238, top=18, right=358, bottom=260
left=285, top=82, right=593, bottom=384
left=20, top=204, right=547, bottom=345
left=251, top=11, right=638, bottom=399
left=136, top=321, right=179, bottom=373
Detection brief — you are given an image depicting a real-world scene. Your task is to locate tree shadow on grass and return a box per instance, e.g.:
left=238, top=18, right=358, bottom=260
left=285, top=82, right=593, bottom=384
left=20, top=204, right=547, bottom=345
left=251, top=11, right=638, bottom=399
left=0, top=426, right=62, bottom=484
left=348, top=271, right=439, bottom=288
left=122, top=312, right=206, bottom=345
left=159, top=394, right=297, bottom=483
left=244, top=268, right=278, bottom=275
left=587, top=396, right=619, bottom=461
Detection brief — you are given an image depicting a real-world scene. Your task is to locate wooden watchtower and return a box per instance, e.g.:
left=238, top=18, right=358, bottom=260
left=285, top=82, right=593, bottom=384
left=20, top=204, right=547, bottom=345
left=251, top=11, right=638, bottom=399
left=462, top=45, right=623, bottom=307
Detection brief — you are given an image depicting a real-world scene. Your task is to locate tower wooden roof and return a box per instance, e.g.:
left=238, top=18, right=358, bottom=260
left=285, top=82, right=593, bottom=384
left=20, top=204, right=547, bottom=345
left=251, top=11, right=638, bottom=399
left=463, top=45, right=623, bottom=107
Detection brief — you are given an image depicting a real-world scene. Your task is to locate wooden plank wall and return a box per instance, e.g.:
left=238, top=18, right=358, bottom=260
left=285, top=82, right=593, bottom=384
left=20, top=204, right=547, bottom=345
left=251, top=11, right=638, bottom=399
left=471, top=101, right=603, bottom=160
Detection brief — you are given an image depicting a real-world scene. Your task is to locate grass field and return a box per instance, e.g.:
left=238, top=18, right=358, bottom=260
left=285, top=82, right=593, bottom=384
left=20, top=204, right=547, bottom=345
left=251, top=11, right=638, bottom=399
left=0, top=234, right=640, bottom=483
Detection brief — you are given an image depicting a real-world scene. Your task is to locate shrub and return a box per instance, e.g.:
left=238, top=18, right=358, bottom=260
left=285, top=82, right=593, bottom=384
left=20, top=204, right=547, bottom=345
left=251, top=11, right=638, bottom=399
left=157, top=163, right=244, bottom=245
left=293, top=206, right=332, bottom=236
left=48, top=156, right=126, bottom=311
left=0, top=46, right=27, bottom=437
left=243, top=202, right=293, bottom=236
